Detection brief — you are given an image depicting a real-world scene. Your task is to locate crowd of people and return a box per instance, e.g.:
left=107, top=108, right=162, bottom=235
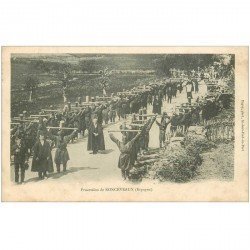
left=11, top=67, right=233, bottom=183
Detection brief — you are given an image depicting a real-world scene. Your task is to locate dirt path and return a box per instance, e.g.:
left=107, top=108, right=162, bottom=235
left=13, top=89, right=200, bottom=185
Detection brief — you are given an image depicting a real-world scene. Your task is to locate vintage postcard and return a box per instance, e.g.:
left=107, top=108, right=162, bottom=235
left=1, top=46, right=248, bottom=201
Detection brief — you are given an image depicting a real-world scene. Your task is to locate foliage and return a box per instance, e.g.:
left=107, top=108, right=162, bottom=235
left=24, top=76, right=40, bottom=91
left=184, top=134, right=217, bottom=154
left=79, top=60, right=98, bottom=73
left=154, top=54, right=216, bottom=76
left=149, top=134, right=217, bottom=183
left=175, top=131, right=185, bottom=137
left=150, top=144, right=202, bottom=183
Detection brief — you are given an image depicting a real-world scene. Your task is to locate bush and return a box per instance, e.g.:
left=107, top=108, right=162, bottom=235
left=150, top=144, right=202, bottom=183
left=184, top=134, right=216, bottom=154
left=175, top=131, right=185, bottom=137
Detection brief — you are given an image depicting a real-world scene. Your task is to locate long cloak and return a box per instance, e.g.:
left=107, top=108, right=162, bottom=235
left=31, top=140, right=53, bottom=173
left=87, top=123, right=105, bottom=151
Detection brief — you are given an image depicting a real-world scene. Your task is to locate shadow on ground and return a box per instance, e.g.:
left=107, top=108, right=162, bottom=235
left=24, top=166, right=98, bottom=183
left=98, top=149, right=114, bottom=154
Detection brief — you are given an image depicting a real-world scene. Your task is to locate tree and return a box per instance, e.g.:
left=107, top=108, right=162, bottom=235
left=58, top=64, right=72, bottom=103
left=212, top=54, right=235, bottom=80
left=99, top=67, right=112, bottom=96
left=154, top=55, right=215, bottom=76
left=79, top=60, right=96, bottom=73
left=24, top=76, right=39, bottom=102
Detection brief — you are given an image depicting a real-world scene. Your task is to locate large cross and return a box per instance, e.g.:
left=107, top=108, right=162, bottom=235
left=108, top=129, right=141, bottom=133
left=47, top=127, right=78, bottom=130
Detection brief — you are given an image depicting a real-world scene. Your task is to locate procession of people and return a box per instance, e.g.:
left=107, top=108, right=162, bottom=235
left=10, top=64, right=233, bottom=183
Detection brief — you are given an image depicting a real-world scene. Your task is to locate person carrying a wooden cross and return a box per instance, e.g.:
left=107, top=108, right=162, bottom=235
left=109, top=119, right=152, bottom=180
left=156, top=112, right=171, bottom=148
left=47, top=128, right=78, bottom=173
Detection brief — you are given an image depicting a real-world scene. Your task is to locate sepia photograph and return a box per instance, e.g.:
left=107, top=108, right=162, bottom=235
left=1, top=47, right=248, bottom=201
left=1, top=1, right=250, bottom=250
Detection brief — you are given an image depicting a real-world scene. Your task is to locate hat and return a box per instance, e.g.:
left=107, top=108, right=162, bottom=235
left=38, top=131, right=45, bottom=137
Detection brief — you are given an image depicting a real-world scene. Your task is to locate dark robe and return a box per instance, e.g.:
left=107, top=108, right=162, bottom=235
left=31, top=140, right=53, bottom=173
left=102, top=109, right=109, bottom=124
left=11, top=141, right=28, bottom=165
left=153, top=98, right=161, bottom=114
left=87, top=123, right=105, bottom=151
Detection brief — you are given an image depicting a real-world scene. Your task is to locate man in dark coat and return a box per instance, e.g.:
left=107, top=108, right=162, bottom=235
left=172, top=84, right=177, bottom=98
left=152, top=95, right=162, bottom=114
left=166, top=84, right=173, bottom=103
left=194, top=79, right=199, bottom=93
left=102, top=107, right=109, bottom=124
left=11, top=136, right=29, bottom=184
left=87, top=116, right=105, bottom=154
left=31, top=132, right=53, bottom=179
left=116, top=100, right=122, bottom=121
left=170, top=113, right=179, bottom=136
left=186, top=80, right=194, bottom=104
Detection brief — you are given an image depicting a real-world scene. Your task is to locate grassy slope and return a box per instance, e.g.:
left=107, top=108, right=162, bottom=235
left=11, top=55, right=159, bottom=116
left=195, top=141, right=234, bottom=181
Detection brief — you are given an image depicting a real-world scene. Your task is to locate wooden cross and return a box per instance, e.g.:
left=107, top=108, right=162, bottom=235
left=30, top=114, right=50, bottom=117
left=132, top=114, right=158, bottom=117
left=70, top=106, right=85, bottom=109
left=12, top=119, right=38, bottom=123
left=96, top=96, right=112, bottom=99
left=82, top=101, right=104, bottom=104
left=132, top=90, right=145, bottom=93
left=42, top=109, right=61, bottom=112
left=47, top=127, right=78, bottom=130
left=129, top=123, right=145, bottom=127
left=14, top=116, right=35, bottom=120
left=108, top=130, right=141, bottom=133
left=131, top=120, right=147, bottom=123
